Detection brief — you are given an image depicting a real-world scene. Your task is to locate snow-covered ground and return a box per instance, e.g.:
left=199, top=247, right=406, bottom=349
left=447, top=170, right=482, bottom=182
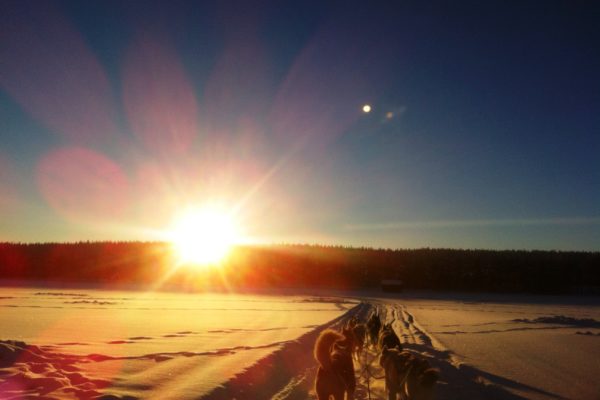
left=1, top=287, right=599, bottom=399
left=398, top=293, right=600, bottom=400
left=0, top=288, right=355, bottom=399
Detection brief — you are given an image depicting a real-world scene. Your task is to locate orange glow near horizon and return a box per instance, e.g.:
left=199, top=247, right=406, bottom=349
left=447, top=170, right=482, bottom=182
left=167, top=205, right=240, bottom=267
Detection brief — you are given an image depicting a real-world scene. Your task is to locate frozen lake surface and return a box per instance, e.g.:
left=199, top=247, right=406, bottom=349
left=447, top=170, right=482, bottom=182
left=1, top=287, right=599, bottom=399
left=399, top=293, right=600, bottom=400
left=0, top=287, right=354, bottom=399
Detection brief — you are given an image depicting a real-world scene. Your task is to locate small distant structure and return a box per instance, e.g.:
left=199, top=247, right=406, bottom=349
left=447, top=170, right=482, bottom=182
left=381, top=279, right=404, bottom=293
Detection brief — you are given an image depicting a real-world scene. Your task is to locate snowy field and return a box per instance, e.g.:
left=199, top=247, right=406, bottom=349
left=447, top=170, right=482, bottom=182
left=0, top=288, right=354, bottom=399
left=397, top=293, right=600, bottom=400
left=1, top=287, right=599, bottom=399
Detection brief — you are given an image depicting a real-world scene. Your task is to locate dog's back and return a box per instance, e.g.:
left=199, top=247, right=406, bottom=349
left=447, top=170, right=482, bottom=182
left=314, top=328, right=356, bottom=400
left=366, top=313, right=381, bottom=345
left=314, top=329, right=343, bottom=369
left=380, top=347, right=438, bottom=400
left=352, top=323, right=366, bottom=352
left=378, top=323, right=402, bottom=351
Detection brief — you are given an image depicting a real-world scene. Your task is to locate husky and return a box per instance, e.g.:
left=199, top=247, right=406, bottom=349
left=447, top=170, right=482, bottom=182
left=314, top=325, right=356, bottom=400
left=351, top=322, right=366, bottom=359
left=346, top=316, right=366, bottom=360
left=378, top=321, right=402, bottom=352
left=366, top=312, right=382, bottom=348
left=379, top=346, right=439, bottom=400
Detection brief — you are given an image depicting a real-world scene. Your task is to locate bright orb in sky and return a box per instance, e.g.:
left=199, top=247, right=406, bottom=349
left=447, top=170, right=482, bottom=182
left=362, top=104, right=372, bottom=113
left=168, top=206, right=239, bottom=267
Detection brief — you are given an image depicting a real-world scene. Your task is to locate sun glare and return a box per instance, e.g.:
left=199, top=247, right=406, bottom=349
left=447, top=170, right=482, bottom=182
left=168, top=206, right=239, bottom=267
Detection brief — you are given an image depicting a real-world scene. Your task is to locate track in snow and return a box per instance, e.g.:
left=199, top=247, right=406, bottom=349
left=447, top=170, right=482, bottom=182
left=200, top=300, right=535, bottom=400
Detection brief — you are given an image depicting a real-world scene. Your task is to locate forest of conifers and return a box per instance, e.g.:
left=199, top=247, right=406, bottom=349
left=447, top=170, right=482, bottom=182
left=0, top=242, right=598, bottom=294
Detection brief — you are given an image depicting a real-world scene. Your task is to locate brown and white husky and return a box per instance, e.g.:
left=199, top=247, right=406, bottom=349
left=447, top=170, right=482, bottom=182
left=314, top=325, right=356, bottom=400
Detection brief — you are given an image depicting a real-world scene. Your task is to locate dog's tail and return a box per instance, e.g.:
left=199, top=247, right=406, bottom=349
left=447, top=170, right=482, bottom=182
left=419, top=368, right=440, bottom=387
left=314, top=329, right=343, bottom=369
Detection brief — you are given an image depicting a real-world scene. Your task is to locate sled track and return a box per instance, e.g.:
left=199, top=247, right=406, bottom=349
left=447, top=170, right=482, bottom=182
left=200, top=300, right=537, bottom=400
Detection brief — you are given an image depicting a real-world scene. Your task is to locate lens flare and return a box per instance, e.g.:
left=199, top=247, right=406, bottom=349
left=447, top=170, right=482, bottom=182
left=37, top=147, right=130, bottom=222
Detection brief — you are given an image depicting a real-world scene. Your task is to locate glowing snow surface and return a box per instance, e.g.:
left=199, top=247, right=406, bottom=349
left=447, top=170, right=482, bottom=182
left=0, top=288, right=353, bottom=399
left=2, top=288, right=599, bottom=399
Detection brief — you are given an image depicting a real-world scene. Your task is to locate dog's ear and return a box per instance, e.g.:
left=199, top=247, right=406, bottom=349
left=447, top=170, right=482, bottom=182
left=334, top=341, right=349, bottom=351
left=419, top=368, right=439, bottom=387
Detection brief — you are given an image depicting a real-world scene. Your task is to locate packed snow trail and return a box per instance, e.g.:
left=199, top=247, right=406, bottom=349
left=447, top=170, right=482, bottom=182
left=345, top=301, right=534, bottom=400
left=201, top=300, right=537, bottom=400
left=4, top=289, right=593, bottom=399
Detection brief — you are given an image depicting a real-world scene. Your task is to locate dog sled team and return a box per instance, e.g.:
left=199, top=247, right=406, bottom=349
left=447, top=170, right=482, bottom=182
left=314, top=310, right=439, bottom=400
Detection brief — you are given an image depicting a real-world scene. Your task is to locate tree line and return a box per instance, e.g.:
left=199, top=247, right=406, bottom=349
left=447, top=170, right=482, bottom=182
left=0, top=242, right=598, bottom=294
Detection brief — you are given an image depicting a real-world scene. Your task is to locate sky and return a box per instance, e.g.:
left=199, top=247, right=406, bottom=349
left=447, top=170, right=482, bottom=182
left=0, top=0, right=599, bottom=250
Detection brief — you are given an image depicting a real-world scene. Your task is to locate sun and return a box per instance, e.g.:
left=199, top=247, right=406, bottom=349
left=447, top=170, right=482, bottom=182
left=168, top=206, right=239, bottom=267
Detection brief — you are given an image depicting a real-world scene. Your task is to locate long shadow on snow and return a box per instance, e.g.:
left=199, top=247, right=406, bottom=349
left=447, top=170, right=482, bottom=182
left=198, top=302, right=371, bottom=400
left=403, top=343, right=566, bottom=400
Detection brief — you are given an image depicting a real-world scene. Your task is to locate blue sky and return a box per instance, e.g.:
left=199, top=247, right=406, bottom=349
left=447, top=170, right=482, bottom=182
left=1, top=0, right=599, bottom=250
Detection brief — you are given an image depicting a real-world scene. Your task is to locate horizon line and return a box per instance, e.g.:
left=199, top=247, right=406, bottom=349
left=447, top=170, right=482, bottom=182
left=1, top=240, right=598, bottom=254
